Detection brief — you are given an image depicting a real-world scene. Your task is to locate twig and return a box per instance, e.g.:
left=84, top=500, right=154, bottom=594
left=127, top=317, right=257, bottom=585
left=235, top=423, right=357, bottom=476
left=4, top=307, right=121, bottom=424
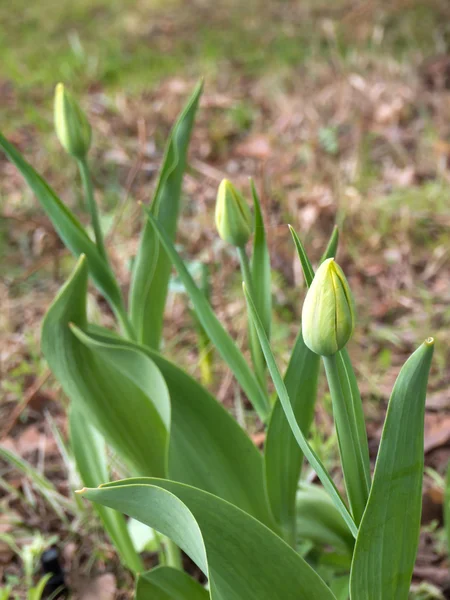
left=1, top=370, right=52, bottom=439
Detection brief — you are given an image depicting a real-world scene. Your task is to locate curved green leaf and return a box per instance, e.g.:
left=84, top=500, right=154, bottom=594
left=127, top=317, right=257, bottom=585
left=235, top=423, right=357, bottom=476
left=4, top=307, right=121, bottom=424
left=147, top=212, right=270, bottom=422
left=130, top=81, right=203, bottom=348
left=264, top=336, right=319, bottom=542
left=0, top=133, right=128, bottom=332
left=136, top=567, right=208, bottom=600
left=69, top=406, right=143, bottom=572
left=84, top=325, right=276, bottom=530
left=350, top=339, right=434, bottom=599
left=81, top=479, right=336, bottom=600
left=296, top=484, right=354, bottom=554
left=41, top=255, right=169, bottom=477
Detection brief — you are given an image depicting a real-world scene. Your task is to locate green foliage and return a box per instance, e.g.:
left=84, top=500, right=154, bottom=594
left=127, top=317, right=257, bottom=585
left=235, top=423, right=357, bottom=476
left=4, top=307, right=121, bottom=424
left=1, top=81, right=436, bottom=599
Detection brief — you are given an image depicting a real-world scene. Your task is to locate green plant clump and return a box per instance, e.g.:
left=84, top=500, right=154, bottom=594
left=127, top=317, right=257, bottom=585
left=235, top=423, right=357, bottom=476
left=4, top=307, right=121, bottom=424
left=0, top=82, right=435, bottom=599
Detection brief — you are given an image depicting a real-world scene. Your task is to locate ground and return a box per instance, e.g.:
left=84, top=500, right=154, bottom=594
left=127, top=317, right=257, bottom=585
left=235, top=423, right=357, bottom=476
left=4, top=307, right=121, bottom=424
left=1, top=0, right=450, bottom=597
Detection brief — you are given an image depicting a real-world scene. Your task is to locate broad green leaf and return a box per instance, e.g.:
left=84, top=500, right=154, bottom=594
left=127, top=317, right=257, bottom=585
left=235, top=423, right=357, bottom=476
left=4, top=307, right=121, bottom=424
left=243, top=283, right=357, bottom=538
left=41, top=255, right=169, bottom=478
left=350, top=338, right=434, bottom=600
left=136, top=567, right=208, bottom=600
left=250, top=179, right=271, bottom=338
left=83, top=324, right=276, bottom=530
left=264, top=227, right=339, bottom=541
left=0, top=133, right=130, bottom=334
left=130, top=81, right=203, bottom=349
left=296, top=484, right=354, bottom=554
left=147, top=212, right=270, bottom=422
left=69, top=406, right=143, bottom=573
left=81, top=479, right=337, bottom=600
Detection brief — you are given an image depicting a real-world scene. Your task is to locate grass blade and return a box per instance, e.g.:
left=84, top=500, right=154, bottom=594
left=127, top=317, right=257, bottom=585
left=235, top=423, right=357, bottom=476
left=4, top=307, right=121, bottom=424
left=350, top=338, right=434, bottom=599
left=0, top=446, right=72, bottom=521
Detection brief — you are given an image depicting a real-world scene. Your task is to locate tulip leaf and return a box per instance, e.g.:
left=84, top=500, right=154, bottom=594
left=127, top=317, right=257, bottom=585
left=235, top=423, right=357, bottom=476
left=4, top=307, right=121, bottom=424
left=320, top=225, right=339, bottom=263
left=69, top=406, right=143, bottom=573
left=288, top=225, right=315, bottom=286
left=264, top=335, right=320, bottom=542
left=243, top=283, right=357, bottom=538
left=350, top=339, right=434, bottom=600
left=136, top=567, right=208, bottom=600
left=129, top=81, right=203, bottom=349
left=84, top=324, right=276, bottom=530
left=80, top=479, right=337, bottom=600
left=324, top=350, right=371, bottom=525
left=41, top=255, right=169, bottom=478
left=0, top=133, right=129, bottom=332
left=147, top=212, right=270, bottom=422
left=296, top=484, right=354, bottom=554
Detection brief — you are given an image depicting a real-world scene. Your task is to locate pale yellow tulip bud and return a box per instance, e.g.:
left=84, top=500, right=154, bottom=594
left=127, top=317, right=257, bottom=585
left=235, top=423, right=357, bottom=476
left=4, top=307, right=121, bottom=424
left=302, top=258, right=355, bottom=356
left=54, top=83, right=91, bottom=160
left=215, top=179, right=253, bottom=247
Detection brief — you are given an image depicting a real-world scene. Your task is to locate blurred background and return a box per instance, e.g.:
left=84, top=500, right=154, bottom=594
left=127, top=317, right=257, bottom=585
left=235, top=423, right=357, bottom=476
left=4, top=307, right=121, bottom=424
left=1, top=0, right=450, bottom=596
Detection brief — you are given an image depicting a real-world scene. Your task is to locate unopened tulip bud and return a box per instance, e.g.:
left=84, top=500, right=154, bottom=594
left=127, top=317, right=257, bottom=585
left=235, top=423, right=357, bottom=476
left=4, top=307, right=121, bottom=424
left=215, top=179, right=253, bottom=247
left=302, top=258, right=355, bottom=356
left=54, top=83, right=91, bottom=160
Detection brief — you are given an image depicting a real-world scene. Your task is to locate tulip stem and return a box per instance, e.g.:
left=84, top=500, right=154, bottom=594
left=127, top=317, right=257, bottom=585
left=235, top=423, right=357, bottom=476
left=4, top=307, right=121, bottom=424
left=237, top=246, right=267, bottom=393
left=323, top=353, right=370, bottom=526
left=78, top=158, right=109, bottom=264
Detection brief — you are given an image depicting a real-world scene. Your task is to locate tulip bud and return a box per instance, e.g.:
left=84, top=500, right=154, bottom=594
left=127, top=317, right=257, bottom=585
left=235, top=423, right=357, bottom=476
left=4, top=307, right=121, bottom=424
left=54, top=83, right=91, bottom=160
left=302, top=258, right=355, bottom=356
left=215, top=179, right=253, bottom=247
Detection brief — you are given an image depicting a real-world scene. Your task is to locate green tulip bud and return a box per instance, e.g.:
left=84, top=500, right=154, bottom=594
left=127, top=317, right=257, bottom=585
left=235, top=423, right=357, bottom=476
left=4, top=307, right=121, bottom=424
left=54, top=83, right=91, bottom=160
left=302, top=258, right=355, bottom=356
left=215, top=179, right=253, bottom=247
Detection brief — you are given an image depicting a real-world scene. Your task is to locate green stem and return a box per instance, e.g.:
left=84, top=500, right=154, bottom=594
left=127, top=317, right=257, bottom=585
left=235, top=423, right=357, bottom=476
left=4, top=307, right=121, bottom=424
left=78, top=158, right=108, bottom=264
left=323, top=353, right=370, bottom=526
left=237, top=246, right=267, bottom=392
left=164, top=537, right=183, bottom=570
